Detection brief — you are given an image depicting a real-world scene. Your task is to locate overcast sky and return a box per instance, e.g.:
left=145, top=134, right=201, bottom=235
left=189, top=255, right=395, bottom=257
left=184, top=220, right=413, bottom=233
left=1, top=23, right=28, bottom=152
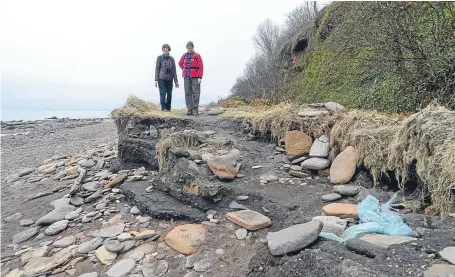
left=1, top=0, right=331, bottom=111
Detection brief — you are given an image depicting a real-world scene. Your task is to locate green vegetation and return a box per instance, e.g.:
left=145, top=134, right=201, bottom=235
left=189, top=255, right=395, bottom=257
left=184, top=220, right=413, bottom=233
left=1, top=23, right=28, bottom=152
left=292, top=2, right=455, bottom=113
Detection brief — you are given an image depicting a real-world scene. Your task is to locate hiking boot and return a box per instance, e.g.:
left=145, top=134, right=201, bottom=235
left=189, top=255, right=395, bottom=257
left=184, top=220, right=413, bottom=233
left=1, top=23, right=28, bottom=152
left=186, top=111, right=193, bottom=116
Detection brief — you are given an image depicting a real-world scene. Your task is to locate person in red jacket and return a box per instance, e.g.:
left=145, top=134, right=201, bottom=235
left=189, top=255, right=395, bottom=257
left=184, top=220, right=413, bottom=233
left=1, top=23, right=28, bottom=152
left=179, top=41, right=204, bottom=116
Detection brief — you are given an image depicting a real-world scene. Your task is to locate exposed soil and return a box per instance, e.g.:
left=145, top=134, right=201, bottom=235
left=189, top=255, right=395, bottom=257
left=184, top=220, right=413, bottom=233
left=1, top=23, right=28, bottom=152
left=1, top=114, right=454, bottom=277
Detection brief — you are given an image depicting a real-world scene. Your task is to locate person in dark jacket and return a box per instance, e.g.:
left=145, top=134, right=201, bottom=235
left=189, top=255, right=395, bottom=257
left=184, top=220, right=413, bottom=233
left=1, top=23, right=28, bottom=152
left=178, top=41, right=204, bottom=116
left=155, top=44, right=179, bottom=112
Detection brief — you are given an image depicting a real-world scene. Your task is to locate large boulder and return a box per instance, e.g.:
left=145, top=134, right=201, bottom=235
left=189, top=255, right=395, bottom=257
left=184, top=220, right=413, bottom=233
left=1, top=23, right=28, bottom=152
left=155, top=155, right=219, bottom=210
left=284, top=131, right=312, bottom=158
left=330, top=146, right=357, bottom=184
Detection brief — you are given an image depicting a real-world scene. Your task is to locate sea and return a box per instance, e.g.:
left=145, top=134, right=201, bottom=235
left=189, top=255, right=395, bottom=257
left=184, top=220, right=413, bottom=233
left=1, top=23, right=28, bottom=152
left=1, top=109, right=112, bottom=122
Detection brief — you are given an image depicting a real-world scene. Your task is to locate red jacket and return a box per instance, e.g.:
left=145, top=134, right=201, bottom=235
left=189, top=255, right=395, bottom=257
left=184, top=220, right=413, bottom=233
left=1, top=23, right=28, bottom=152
left=178, top=52, right=204, bottom=79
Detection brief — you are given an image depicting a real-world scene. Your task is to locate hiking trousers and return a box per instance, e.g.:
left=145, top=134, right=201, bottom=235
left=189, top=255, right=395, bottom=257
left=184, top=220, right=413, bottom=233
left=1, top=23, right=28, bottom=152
left=158, top=79, right=173, bottom=111
left=184, top=77, right=200, bottom=113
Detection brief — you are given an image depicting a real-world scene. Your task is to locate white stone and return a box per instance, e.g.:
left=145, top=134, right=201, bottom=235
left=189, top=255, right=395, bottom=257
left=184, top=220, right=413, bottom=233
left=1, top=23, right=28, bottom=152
left=309, top=135, right=330, bottom=158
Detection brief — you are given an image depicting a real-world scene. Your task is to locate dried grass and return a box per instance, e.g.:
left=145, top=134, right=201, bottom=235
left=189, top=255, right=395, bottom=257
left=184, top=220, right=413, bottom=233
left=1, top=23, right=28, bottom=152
left=388, top=105, right=455, bottom=216
left=111, top=95, right=180, bottom=119
left=155, top=131, right=206, bottom=169
left=330, top=110, right=402, bottom=184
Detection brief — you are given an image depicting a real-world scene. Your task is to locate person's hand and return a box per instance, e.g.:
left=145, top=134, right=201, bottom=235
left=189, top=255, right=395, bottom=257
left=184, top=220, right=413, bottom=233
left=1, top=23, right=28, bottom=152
left=175, top=83, right=179, bottom=88
left=155, top=81, right=158, bottom=88
left=197, top=78, right=201, bottom=84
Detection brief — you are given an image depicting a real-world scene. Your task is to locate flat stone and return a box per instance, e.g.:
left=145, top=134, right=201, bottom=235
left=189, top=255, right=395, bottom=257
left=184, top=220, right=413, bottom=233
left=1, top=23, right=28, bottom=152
left=98, top=224, right=125, bottom=238
left=301, top=157, right=330, bottom=170
left=237, top=196, right=249, bottom=201
left=106, top=259, right=136, bottom=277
left=309, top=134, right=330, bottom=158
left=53, top=235, right=76, bottom=248
left=333, top=185, right=361, bottom=196
left=313, top=216, right=347, bottom=236
left=21, top=246, right=49, bottom=265
left=288, top=170, right=311, bottom=178
left=135, top=230, right=156, bottom=240
left=207, top=150, right=240, bottom=180
left=165, top=224, right=207, bottom=255
left=65, top=211, right=80, bottom=220
left=18, top=168, right=34, bottom=177
left=84, top=190, right=103, bottom=203
left=330, top=146, right=357, bottom=184
left=128, top=251, right=145, bottom=262
left=284, top=131, right=312, bottom=158
left=22, top=247, right=72, bottom=277
left=424, top=264, right=455, bottom=277
left=322, top=203, right=358, bottom=218
left=439, top=247, right=455, bottom=264
left=359, top=234, right=417, bottom=248
left=290, top=165, right=302, bottom=171
left=193, top=258, right=213, bottom=272
left=77, top=237, right=104, bottom=254
left=51, top=198, right=71, bottom=208
left=260, top=174, right=279, bottom=182
left=124, top=243, right=155, bottom=258
left=19, top=219, right=34, bottom=227
left=345, top=239, right=383, bottom=258
left=267, top=220, right=322, bottom=256
left=117, top=233, right=132, bottom=242
left=70, top=196, right=84, bottom=206
left=325, top=102, right=346, bottom=112
left=120, top=241, right=135, bottom=253
left=82, top=159, right=97, bottom=168
left=103, top=240, right=124, bottom=253
left=291, top=155, right=309, bottom=164
left=36, top=205, right=75, bottom=225
left=142, top=260, right=168, bottom=277
left=4, top=212, right=23, bottom=223
left=235, top=228, right=248, bottom=240
left=229, top=201, right=248, bottom=210
left=45, top=220, right=69, bottom=235
left=12, top=227, right=40, bottom=244
left=95, top=246, right=117, bottom=265
left=137, top=216, right=151, bottom=223
left=321, top=193, right=342, bottom=202
left=225, top=210, right=271, bottom=231
left=82, top=181, right=99, bottom=191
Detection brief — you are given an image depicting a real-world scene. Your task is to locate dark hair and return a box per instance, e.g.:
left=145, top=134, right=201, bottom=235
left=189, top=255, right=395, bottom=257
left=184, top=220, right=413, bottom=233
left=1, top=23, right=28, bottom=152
left=162, top=44, right=171, bottom=51
left=186, top=41, right=194, bottom=48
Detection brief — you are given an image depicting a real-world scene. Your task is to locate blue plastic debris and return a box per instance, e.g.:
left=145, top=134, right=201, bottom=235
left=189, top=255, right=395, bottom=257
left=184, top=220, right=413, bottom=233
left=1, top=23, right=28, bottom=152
left=320, top=195, right=413, bottom=243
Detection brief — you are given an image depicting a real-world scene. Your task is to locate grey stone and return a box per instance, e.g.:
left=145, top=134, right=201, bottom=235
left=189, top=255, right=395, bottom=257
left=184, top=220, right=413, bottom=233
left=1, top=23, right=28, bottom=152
left=106, top=259, right=136, bottom=277
left=84, top=190, right=103, bottom=203
left=355, top=188, right=390, bottom=202
left=18, top=168, right=34, bottom=177
left=51, top=198, right=71, bottom=208
left=98, top=224, right=125, bottom=238
left=309, top=135, right=330, bottom=158
left=301, top=158, right=330, bottom=170
left=440, top=247, right=455, bottom=265
left=96, top=203, right=107, bottom=210
left=325, top=102, right=346, bottom=112
left=104, top=240, right=124, bottom=253
left=424, top=264, right=455, bottom=277
left=229, top=201, right=248, bottom=210
left=142, top=260, right=168, bottom=277
left=206, top=109, right=224, bottom=115
left=20, top=245, right=49, bottom=265
left=120, top=241, right=135, bottom=253
left=345, top=239, right=383, bottom=258
left=290, top=165, right=302, bottom=171
left=4, top=212, right=23, bottom=223
left=291, top=155, right=309, bottom=164
left=77, top=237, right=104, bottom=253
left=65, top=210, right=81, bottom=220
left=137, top=216, right=151, bottom=223
left=52, top=235, right=76, bottom=247
left=333, top=185, right=361, bottom=196
left=82, top=181, right=99, bottom=191
left=193, top=258, right=213, bottom=272
left=237, top=196, right=249, bottom=201
left=45, top=220, right=69, bottom=235
left=12, top=227, right=40, bottom=244
left=260, top=174, right=279, bottom=182
left=128, top=251, right=145, bottom=262
left=267, top=220, right=322, bottom=255
left=235, top=228, right=248, bottom=240
left=321, top=193, right=342, bottom=202
left=329, top=259, right=387, bottom=277
left=36, top=205, right=75, bottom=225
left=130, top=206, right=141, bottom=215
left=19, top=219, right=35, bottom=227
left=359, top=234, right=416, bottom=248
left=313, top=216, right=347, bottom=236
left=82, top=159, right=97, bottom=168
left=70, top=196, right=84, bottom=206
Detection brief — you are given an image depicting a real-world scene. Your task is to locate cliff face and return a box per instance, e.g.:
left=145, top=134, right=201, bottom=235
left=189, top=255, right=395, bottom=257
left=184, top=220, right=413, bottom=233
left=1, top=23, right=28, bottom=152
left=286, top=2, right=455, bottom=113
